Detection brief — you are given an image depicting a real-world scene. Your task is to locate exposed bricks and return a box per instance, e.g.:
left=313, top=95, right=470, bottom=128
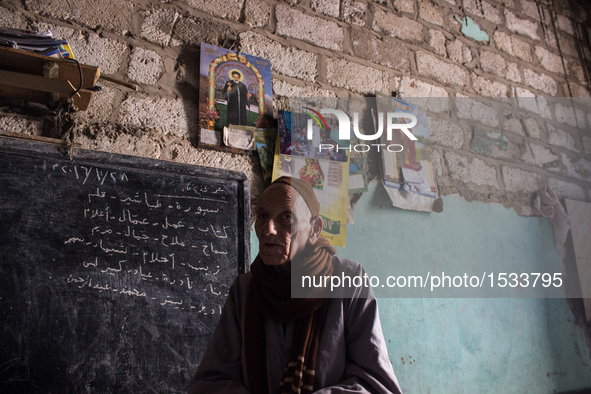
left=276, top=5, right=344, bottom=51
left=1, top=0, right=589, bottom=216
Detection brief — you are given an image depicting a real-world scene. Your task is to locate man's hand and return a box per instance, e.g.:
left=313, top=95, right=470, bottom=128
left=247, top=93, right=252, bottom=99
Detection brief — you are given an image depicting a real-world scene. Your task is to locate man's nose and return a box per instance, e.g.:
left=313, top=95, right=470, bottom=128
left=260, top=217, right=277, bottom=235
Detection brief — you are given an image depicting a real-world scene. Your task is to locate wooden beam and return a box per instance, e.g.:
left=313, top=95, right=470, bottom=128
left=0, top=46, right=99, bottom=88
left=0, top=129, right=70, bottom=146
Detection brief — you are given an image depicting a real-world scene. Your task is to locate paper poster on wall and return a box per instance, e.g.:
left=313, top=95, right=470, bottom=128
left=272, top=110, right=349, bottom=248
left=375, top=93, right=440, bottom=212
left=198, top=43, right=273, bottom=153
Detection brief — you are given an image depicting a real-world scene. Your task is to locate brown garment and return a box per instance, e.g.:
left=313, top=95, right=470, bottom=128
left=245, top=239, right=335, bottom=394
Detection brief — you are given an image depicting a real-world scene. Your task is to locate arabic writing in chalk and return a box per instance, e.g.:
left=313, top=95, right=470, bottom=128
left=58, top=180, right=234, bottom=310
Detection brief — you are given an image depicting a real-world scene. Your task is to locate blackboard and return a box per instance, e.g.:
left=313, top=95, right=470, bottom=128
left=0, top=135, right=250, bottom=393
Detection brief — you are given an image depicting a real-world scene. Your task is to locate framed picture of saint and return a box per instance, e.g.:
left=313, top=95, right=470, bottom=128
left=199, top=43, right=273, bottom=153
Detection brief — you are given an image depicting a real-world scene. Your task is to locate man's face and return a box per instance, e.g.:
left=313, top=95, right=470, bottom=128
left=232, top=73, right=240, bottom=82
left=255, top=184, right=312, bottom=266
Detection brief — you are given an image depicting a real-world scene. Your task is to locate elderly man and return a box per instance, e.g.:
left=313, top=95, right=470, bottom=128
left=189, top=176, right=402, bottom=393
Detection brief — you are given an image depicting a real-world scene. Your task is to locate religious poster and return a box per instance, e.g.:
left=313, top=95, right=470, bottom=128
left=199, top=43, right=273, bottom=152
left=272, top=111, right=349, bottom=248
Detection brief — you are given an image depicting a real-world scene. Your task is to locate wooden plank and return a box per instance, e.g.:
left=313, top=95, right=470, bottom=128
left=0, top=69, right=77, bottom=96
left=99, top=74, right=138, bottom=90
left=0, top=46, right=99, bottom=88
left=0, top=83, right=93, bottom=111
left=0, top=129, right=70, bottom=146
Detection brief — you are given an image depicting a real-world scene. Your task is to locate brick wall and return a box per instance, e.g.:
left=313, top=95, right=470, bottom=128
left=0, top=0, right=590, bottom=213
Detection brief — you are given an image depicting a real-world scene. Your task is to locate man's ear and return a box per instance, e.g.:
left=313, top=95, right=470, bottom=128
left=308, top=215, right=323, bottom=245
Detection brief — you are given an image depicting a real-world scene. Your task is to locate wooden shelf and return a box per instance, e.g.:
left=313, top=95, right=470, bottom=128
left=0, top=46, right=100, bottom=110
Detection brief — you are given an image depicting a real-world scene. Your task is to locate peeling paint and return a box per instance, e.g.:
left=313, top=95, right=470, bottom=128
left=454, top=16, right=489, bottom=42
left=471, top=128, right=509, bottom=156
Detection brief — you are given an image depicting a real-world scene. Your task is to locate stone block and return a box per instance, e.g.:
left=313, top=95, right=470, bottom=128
left=118, top=94, right=197, bottom=138
left=276, top=5, right=344, bottom=51
left=523, top=69, right=557, bottom=96
left=505, top=9, right=540, bottom=41
left=245, top=0, right=272, bottom=28
left=350, top=29, right=411, bottom=73
left=34, top=24, right=127, bottom=75
left=74, top=131, right=162, bottom=159
left=548, top=178, right=586, bottom=201
left=554, top=103, right=585, bottom=128
left=522, top=118, right=543, bottom=139
left=520, top=0, right=541, bottom=21
left=547, top=124, right=579, bottom=152
left=428, top=29, right=447, bottom=57
left=569, top=63, right=586, bottom=85
left=419, top=0, right=444, bottom=26
left=416, top=52, right=468, bottom=87
left=25, top=0, right=134, bottom=34
left=521, top=143, right=558, bottom=165
left=140, top=8, right=178, bottom=46
left=399, top=77, right=449, bottom=97
left=562, top=154, right=591, bottom=182
left=471, top=74, right=509, bottom=97
left=447, top=39, right=473, bottom=64
left=239, top=32, right=317, bottom=82
left=372, top=6, right=424, bottom=44
left=502, top=166, right=541, bottom=193
left=427, top=116, right=465, bottom=149
left=170, top=16, right=235, bottom=48
left=186, top=0, right=244, bottom=22
left=273, top=80, right=336, bottom=97
left=566, top=84, right=590, bottom=97
left=0, top=5, right=24, bottom=28
left=83, top=81, right=117, bottom=124
left=311, top=0, right=339, bottom=18
left=342, top=0, right=366, bottom=26
left=430, top=148, right=444, bottom=178
left=480, top=51, right=521, bottom=82
left=534, top=46, right=565, bottom=75
left=456, top=97, right=499, bottom=127
left=0, top=114, right=43, bottom=135
left=463, top=0, right=501, bottom=24
left=556, top=14, right=574, bottom=35
left=326, top=58, right=390, bottom=94
left=504, top=117, right=525, bottom=135
left=127, top=47, right=164, bottom=86
left=493, top=31, right=531, bottom=62
left=445, top=151, right=499, bottom=188
left=398, top=78, right=449, bottom=113
left=515, top=88, right=552, bottom=118
left=393, top=0, right=414, bottom=13
left=555, top=34, right=578, bottom=57
left=471, top=128, right=508, bottom=155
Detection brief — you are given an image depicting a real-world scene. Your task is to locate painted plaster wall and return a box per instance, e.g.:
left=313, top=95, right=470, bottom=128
left=344, top=183, right=591, bottom=393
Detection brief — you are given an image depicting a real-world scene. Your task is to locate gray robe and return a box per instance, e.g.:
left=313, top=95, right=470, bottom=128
left=189, top=256, right=402, bottom=393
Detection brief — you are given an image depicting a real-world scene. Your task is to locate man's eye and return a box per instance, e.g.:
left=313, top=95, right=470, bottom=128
left=257, top=213, right=268, bottom=220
